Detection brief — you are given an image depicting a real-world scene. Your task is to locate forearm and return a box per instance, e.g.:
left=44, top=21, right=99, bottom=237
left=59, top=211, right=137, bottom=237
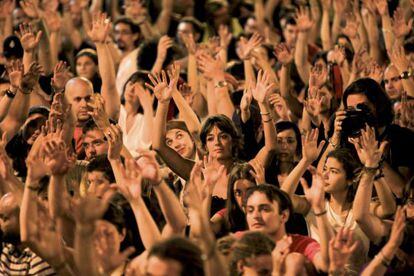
left=264, top=0, right=281, bottom=22
left=0, top=95, right=14, bottom=123
left=331, top=13, right=342, bottom=43
left=37, top=19, right=53, bottom=74
left=81, top=8, right=92, bottom=36
left=172, top=90, right=201, bottom=135
left=206, top=81, right=217, bottom=116
left=0, top=90, right=30, bottom=139
left=154, top=181, right=187, bottom=234
left=281, top=158, right=311, bottom=195
left=320, top=10, right=332, bottom=51
left=361, top=243, right=398, bottom=276
left=313, top=210, right=332, bottom=272
left=62, top=8, right=82, bottom=49
left=244, top=60, right=256, bottom=86
left=259, top=102, right=277, bottom=152
left=373, top=177, right=396, bottom=218
left=367, top=15, right=380, bottom=62
left=155, top=0, right=173, bottom=35
left=130, top=198, right=162, bottom=249
left=152, top=101, right=169, bottom=151
left=382, top=163, right=406, bottom=198
left=381, top=14, right=395, bottom=53
left=20, top=178, right=39, bottom=242
left=75, top=223, right=99, bottom=276
left=96, top=43, right=120, bottom=120
left=48, top=174, right=65, bottom=220
left=49, top=31, right=60, bottom=68
left=187, top=54, right=199, bottom=94
left=294, top=32, right=310, bottom=83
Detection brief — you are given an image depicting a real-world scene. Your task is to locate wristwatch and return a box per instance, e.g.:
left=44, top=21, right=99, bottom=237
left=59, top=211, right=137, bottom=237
left=400, top=70, right=412, bottom=80
left=214, top=80, right=228, bottom=88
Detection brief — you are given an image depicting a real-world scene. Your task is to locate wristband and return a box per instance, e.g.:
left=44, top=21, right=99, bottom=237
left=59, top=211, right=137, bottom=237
left=328, top=138, right=338, bottom=149
left=27, top=185, right=41, bottom=191
left=262, top=117, right=273, bottom=123
left=4, top=89, right=16, bottom=98
left=363, top=165, right=379, bottom=174
left=260, top=112, right=270, bottom=116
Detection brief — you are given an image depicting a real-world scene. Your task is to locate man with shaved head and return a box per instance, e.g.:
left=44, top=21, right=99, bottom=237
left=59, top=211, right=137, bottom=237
left=0, top=193, right=55, bottom=275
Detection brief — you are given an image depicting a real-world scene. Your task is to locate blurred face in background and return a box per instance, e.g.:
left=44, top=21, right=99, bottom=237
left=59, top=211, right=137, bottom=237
left=76, top=55, right=98, bottom=80
left=384, top=65, right=403, bottom=100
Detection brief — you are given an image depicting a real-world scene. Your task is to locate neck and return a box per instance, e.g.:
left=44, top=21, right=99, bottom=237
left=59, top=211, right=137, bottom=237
left=329, top=190, right=351, bottom=213
left=279, top=160, right=294, bottom=174
left=214, top=157, right=233, bottom=171
left=273, top=226, right=287, bottom=242
left=124, top=102, right=139, bottom=115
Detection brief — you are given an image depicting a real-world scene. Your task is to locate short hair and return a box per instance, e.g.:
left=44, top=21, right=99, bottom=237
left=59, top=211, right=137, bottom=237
left=199, top=114, right=243, bottom=159
left=148, top=236, right=204, bottom=276
left=179, top=16, right=205, bottom=39
left=230, top=231, right=275, bottom=275
left=166, top=120, right=191, bottom=135
left=137, top=38, right=176, bottom=71
left=102, top=202, right=126, bottom=234
left=86, top=154, right=115, bottom=183
left=245, top=184, right=293, bottom=218
left=343, top=78, right=394, bottom=127
left=114, top=16, right=140, bottom=34
left=276, top=121, right=302, bottom=157
left=82, top=118, right=99, bottom=134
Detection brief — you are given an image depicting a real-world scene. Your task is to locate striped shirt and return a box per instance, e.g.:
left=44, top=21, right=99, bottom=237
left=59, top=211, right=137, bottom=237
left=0, top=243, right=56, bottom=275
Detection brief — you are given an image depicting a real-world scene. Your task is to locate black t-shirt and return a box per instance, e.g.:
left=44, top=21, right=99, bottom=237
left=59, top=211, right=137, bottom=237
left=5, top=131, right=30, bottom=178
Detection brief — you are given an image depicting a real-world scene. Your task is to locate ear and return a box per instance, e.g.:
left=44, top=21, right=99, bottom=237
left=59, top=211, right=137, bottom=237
left=133, top=33, right=140, bottom=42
left=120, top=228, right=127, bottom=242
left=237, top=260, right=245, bottom=274
left=280, top=209, right=290, bottom=224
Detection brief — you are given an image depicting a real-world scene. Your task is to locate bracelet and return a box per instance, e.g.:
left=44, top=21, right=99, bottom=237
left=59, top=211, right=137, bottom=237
left=27, top=185, right=41, bottom=191
left=314, top=209, right=327, bottom=216
left=363, top=165, right=379, bottom=174
left=262, top=117, right=273, bottom=123
left=377, top=251, right=392, bottom=267
left=374, top=169, right=385, bottom=181
left=260, top=112, right=270, bottom=116
left=328, top=138, right=338, bottom=149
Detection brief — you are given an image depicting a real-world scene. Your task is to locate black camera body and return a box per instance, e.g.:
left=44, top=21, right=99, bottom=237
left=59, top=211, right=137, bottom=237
left=342, top=104, right=376, bottom=138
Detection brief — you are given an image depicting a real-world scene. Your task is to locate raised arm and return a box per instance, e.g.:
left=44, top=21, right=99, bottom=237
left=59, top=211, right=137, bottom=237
left=88, top=13, right=120, bottom=120
left=320, top=0, right=332, bottom=51
left=351, top=126, right=390, bottom=244
left=294, top=7, right=313, bottom=83
left=148, top=67, right=195, bottom=181
left=154, top=0, right=174, bottom=35
left=388, top=46, right=414, bottom=98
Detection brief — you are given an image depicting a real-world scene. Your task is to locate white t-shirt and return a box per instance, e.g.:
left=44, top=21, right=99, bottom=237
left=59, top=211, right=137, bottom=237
left=306, top=201, right=370, bottom=275
left=116, top=49, right=139, bottom=97
left=118, top=106, right=151, bottom=157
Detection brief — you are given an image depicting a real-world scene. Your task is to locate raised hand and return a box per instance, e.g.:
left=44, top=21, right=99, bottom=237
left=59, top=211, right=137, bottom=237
left=20, top=0, right=41, bottom=19
left=295, top=6, right=314, bottom=32
left=332, top=110, right=347, bottom=145
left=388, top=46, right=410, bottom=74
left=342, top=15, right=359, bottom=39
left=218, top=24, right=232, bottom=49
left=349, top=125, right=387, bottom=167
left=272, top=235, right=292, bottom=275
left=240, top=85, right=253, bottom=112
left=309, top=65, right=327, bottom=89
left=87, top=94, right=110, bottom=130
left=124, top=0, right=147, bottom=21
left=329, top=45, right=346, bottom=66
left=0, top=0, right=15, bottom=19
left=49, top=92, right=71, bottom=125
left=115, top=158, right=143, bottom=202
left=202, top=155, right=225, bottom=192
left=87, top=12, right=111, bottom=43
left=197, top=53, right=225, bottom=80
left=51, top=61, right=71, bottom=92
left=15, top=23, right=42, bottom=52
left=387, top=206, right=406, bottom=248
left=146, top=71, right=170, bottom=103
left=180, top=32, right=197, bottom=55
left=374, top=0, right=388, bottom=16
left=249, top=159, right=266, bottom=184
left=274, top=43, right=294, bottom=65
left=157, top=36, right=174, bottom=63
left=333, top=0, right=347, bottom=16
left=251, top=70, right=276, bottom=104
left=43, top=10, right=62, bottom=33
left=72, top=186, right=115, bottom=224
left=43, top=139, right=73, bottom=175
left=328, top=228, right=359, bottom=273
left=104, top=124, right=123, bottom=160
left=269, top=93, right=290, bottom=120
left=135, top=150, right=162, bottom=186
left=305, top=87, right=323, bottom=116
left=302, top=128, right=325, bottom=163
left=0, top=133, right=14, bottom=181
left=364, top=61, right=384, bottom=84
left=20, top=62, right=43, bottom=93
left=135, top=83, right=153, bottom=111
left=301, top=167, right=325, bottom=211
left=5, top=59, right=24, bottom=91
left=178, top=83, right=194, bottom=106
left=237, top=32, right=263, bottom=60
left=391, top=7, right=413, bottom=39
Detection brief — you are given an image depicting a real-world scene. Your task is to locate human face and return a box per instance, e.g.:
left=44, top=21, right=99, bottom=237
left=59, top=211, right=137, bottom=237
left=283, top=24, right=297, bottom=48
left=212, top=6, right=230, bottom=28
left=317, top=86, right=333, bottom=113
left=87, top=171, right=111, bottom=197
left=246, top=191, right=286, bottom=237
left=234, top=179, right=255, bottom=209
left=405, top=190, right=414, bottom=220
left=23, top=114, right=47, bottom=145
left=124, top=81, right=140, bottom=106
left=83, top=130, right=108, bottom=160
left=384, top=66, right=403, bottom=100
left=0, top=194, right=20, bottom=243
left=346, top=93, right=376, bottom=115
left=276, top=129, right=297, bottom=162
left=238, top=255, right=273, bottom=276
left=244, top=17, right=258, bottom=35
left=177, top=22, right=195, bottom=44
left=76, top=56, right=97, bottom=80
left=322, top=157, right=349, bottom=194
left=114, top=23, right=137, bottom=52
left=66, top=79, right=93, bottom=122
left=146, top=256, right=183, bottom=276
left=166, top=129, right=195, bottom=159
left=206, top=126, right=233, bottom=160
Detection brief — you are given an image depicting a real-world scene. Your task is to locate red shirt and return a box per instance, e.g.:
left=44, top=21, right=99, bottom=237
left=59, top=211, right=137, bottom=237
left=233, top=232, right=320, bottom=262
left=74, top=126, right=83, bottom=154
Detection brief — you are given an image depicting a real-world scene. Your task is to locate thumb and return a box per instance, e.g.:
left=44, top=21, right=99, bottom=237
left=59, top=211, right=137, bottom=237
left=35, top=30, right=43, bottom=43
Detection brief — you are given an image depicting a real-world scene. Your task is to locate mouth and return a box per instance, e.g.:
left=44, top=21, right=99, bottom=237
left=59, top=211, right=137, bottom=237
left=251, top=222, right=265, bottom=229
left=176, top=148, right=186, bottom=155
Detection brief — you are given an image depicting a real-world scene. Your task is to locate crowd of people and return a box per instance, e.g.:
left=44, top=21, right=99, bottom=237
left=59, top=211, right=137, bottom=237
left=0, top=0, right=413, bottom=275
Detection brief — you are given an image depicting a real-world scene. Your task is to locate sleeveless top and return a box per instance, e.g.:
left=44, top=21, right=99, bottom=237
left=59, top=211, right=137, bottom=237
left=305, top=201, right=370, bottom=275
